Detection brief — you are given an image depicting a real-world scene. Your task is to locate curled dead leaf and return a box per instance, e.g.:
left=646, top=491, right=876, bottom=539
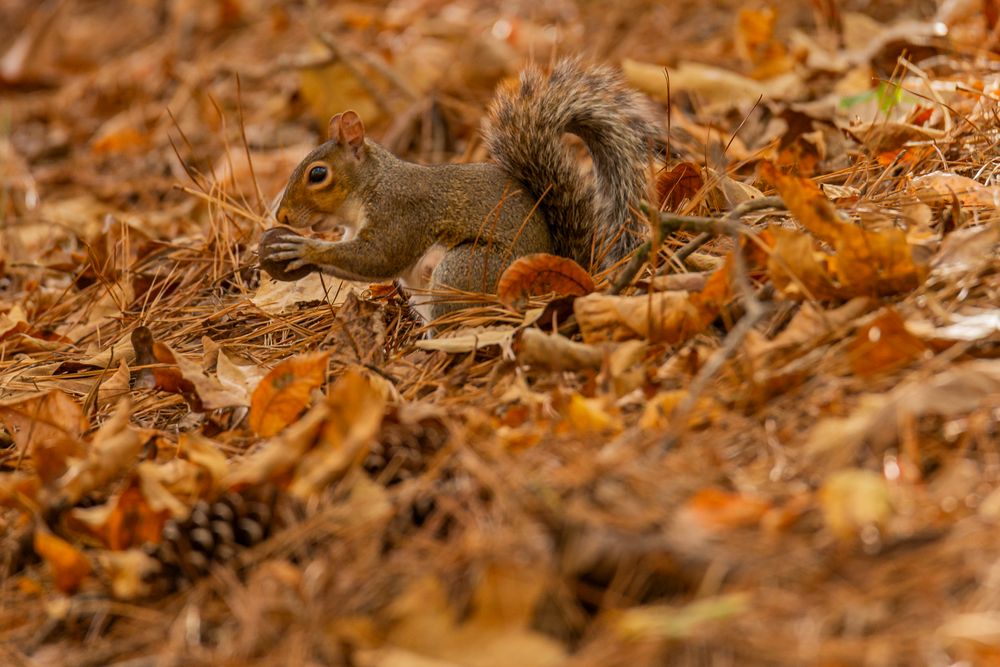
left=497, top=253, right=595, bottom=309
left=657, top=162, right=703, bottom=209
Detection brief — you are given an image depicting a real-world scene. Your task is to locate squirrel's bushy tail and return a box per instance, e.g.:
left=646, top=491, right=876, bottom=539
left=484, top=57, right=658, bottom=271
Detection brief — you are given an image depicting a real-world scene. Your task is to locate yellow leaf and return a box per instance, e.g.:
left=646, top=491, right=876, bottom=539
left=819, top=469, right=891, bottom=540
left=562, top=393, right=620, bottom=434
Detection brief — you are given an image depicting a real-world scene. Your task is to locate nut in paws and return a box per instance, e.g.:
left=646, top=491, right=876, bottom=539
left=259, top=227, right=316, bottom=281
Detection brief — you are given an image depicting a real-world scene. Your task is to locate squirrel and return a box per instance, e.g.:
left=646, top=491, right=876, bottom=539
left=259, top=57, right=658, bottom=320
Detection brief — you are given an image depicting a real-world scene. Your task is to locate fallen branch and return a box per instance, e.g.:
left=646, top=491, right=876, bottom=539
left=611, top=196, right=785, bottom=294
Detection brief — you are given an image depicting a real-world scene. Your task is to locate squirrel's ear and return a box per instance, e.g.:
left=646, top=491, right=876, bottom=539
left=327, top=113, right=344, bottom=141
left=338, top=111, right=365, bottom=158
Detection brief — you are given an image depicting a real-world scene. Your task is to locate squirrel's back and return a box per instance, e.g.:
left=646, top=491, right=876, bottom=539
left=483, top=58, right=658, bottom=272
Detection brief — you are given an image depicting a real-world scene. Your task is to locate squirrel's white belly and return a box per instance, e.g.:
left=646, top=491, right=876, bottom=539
left=398, top=243, right=447, bottom=323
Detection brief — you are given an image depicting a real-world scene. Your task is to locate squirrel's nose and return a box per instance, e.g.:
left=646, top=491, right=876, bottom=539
left=275, top=206, right=290, bottom=226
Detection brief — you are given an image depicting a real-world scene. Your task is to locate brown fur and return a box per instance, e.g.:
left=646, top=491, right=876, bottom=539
left=263, top=58, right=656, bottom=320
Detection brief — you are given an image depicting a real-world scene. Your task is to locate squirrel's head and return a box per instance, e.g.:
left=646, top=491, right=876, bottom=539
left=275, top=110, right=369, bottom=229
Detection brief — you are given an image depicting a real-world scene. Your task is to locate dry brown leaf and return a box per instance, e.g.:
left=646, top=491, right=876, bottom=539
left=0, top=389, right=88, bottom=484
left=639, top=390, right=722, bottom=430
left=611, top=594, right=749, bottom=641
left=299, top=52, right=380, bottom=129
left=496, top=253, right=595, bottom=309
left=806, top=359, right=1000, bottom=466
left=848, top=307, right=930, bottom=378
left=624, top=59, right=788, bottom=110
left=930, top=224, right=1000, bottom=280
left=58, top=398, right=144, bottom=505
left=0, top=471, right=41, bottom=509
left=224, top=400, right=330, bottom=490
left=912, top=171, right=1000, bottom=209
left=761, top=163, right=929, bottom=298
left=251, top=272, right=363, bottom=314
left=173, top=348, right=252, bottom=410
left=514, top=328, right=604, bottom=371
left=131, top=327, right=202, bottom=410
left=248, top=350, right=330, bottom=437
left=289, top=367, right=389, bottom=498
left=97, top=359, right=132, bottom=411
left=177, top=432, right=229, bottom=491
left=656, top=162, right=703, bottom=209
left=744, top=298, right=872, bottom=369
left=560, top=393, right=621, bottom=435
left=100, top=480, right=172, bottom=550
left=97, top=549, right=160, bottom=601
left=735, top=7, right=794, bottom=79
left=414, top=327, right=516, bottom=354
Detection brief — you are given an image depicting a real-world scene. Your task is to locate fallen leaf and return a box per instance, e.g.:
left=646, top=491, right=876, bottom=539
left=34, top=528, right=92, bottom=594
left=385, top=568, right=565, bottom=667
left=414, top=327, right=516, bottom=354
left=676, top=488, right=772, bottom=530
left=248, top=350, right=330, bottom=437
left=912, top=171, right=1000, bottom=209
left=251, top=272, right=363, bottom=314
left=0, top=389, right=88, bottom=483
left=761, top=163, right=929, bottom=298
left=735, top=7, right=794, bottom=78
left=514, top=328, right=604, bottom=371
left=639, top=390, right=722, bottom=430
left=848, top=307, right=929, bottom=377
left=612, top=594, right=749, bottom=640
left=806, top=359, right=1000, bottom=465
left=289, top=367, right=389, bottom=498
left=657, top=162, right=703, bottom=209
left=57, top=398, right=144, bottom=505
left=496, top=254, right=595, bottom=309
left=561, top=393, right=621, bottom=434
left=819, top=468, right=892, bottom=540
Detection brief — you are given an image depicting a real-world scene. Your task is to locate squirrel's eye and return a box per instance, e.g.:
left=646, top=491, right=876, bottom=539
left=307, top=165, right=328, bottom=184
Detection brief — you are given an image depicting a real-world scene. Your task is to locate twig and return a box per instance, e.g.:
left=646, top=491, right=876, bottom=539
left=611, top=196, right=785, bottom=294
left=665, top=213, right=767, bottom=447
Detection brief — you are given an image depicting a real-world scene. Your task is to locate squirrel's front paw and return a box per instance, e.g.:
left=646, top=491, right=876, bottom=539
left=259, top=228, right=315, bottom=281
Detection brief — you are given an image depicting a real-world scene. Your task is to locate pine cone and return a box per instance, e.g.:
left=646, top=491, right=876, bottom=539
left=363, top=404, right=449, bottom=486
left=144, top=486, right=278, bottom=591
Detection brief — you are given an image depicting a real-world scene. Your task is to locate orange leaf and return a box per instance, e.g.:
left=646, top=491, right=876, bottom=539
left=735, top=7, right=793, bottom=78
left=497, top=254, right=595, bottom=308
left=131, top=327, right=203, bottom=410
left=249, top=351, right=330, bottom=437
left=681, top=488, right=771, bottom=530
left=34, top=529, right=92, bottom=593
left=656, top=162, right=703, bottom=209
left=848, top=308, right=928, bottom=378
left=760, top=162, right=928, bottom=298
left=103, top=482, right=172, bottom=550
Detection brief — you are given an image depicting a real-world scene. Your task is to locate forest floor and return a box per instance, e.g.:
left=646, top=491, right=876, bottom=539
left=1, top=0, right=999, bottom=665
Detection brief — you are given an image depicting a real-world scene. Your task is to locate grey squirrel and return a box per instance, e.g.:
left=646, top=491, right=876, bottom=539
left=259, top=58, right=658, bottom=319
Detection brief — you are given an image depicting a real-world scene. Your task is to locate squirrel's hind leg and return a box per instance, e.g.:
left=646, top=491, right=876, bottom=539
left=428, top=243, right=508, bottom=320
